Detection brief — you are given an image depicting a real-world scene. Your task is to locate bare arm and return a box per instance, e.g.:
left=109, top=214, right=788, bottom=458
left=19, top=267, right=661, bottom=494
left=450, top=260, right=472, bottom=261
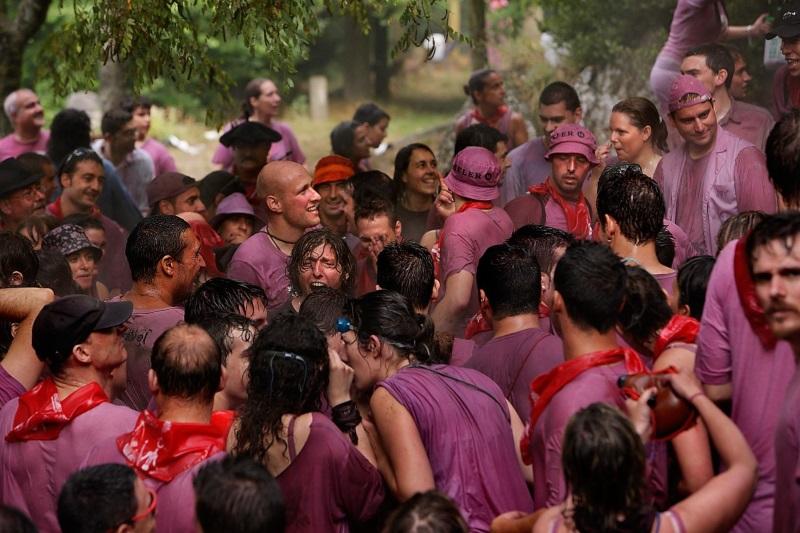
left=431, top=271, right=474, bottom=335
left=371, top=387, right=435, bottom=500
left=0, top=288, right=54, bottom=390
left=723, top=14, right=770, bottom=40
left=507, top=400, right=533, bottom=484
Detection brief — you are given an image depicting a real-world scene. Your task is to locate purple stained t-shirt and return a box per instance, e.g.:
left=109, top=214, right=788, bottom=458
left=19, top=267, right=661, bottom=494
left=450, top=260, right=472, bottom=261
left=719, top=99, right=775, bottom=152
left=278, top=413, right=384, bottom=533
left=140, top=138, right=177, bottom=176
left=695, top=240, right=796, bottom=532
left=773, top=365, right=800, bottom=533
left=498, top=137, right=551, bottom=207
left=0, top=130, right=49, bottom=161
left=465, top=327, right=564, bottom=421
left=438, top=208, right=513, bottom=336
left=0, top=365, right=25, bottom=410
left=227, top=229, right=291, bottom=311
left=116, top=304, right=185, bottom=410
left=378, top=365, right=533, bottom=532
left=652, top=271, right=677, bottom=297
left=212, top=120, right=306, bottom=169
left=0, top=400, right=138, bottom=533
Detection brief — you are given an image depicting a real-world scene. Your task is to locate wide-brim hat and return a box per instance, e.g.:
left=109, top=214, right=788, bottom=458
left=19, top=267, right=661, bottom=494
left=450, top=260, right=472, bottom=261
left=42, top=224, right=102, bottom=262
left=544, top=124, right=599, bottom=165
left=443, top=146, right=501, bottom=201
left=219, top=121, right=282, bottom=147
left=0, top=157, right=41, bottom=198
left=209, top=192, right=264, bottom=229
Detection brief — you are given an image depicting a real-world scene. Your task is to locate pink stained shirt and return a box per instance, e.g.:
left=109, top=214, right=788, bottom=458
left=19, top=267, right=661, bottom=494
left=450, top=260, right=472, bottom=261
left=0, top=130, right=49, bottom=161
left=498, top=137, right=551, bottom=207
left=227, top=229, right=292, bottom=311
left=438, top=207, right=513, bottom=336
left=0, top=400, right=138, bottom=533
left=212, top=120, right=306, bottom=169
left=665, top=219, right=694, bottom=270
left=695, top=240, right=796, bottom=532
left=658, top=0, right=727, bottom=63
left=772, top=65, right=799, bottom=120
left=719, top=99, right=775, bottom=152
left=139, top=138, right=177, bottom=176
left=773, top=364, right=800, bottom=533
left=465, top=327, right=564, bottom=421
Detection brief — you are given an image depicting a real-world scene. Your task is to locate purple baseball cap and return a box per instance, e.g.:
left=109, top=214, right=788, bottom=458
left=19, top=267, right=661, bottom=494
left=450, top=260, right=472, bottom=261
left=668, top=74, right=712, bottom=113
left=544, top=124, right=599, bottom=165
left=443, top=147, right=502, bottom=201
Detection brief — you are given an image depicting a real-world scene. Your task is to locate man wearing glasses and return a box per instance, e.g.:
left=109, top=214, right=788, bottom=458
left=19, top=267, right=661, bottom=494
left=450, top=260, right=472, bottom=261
left=0, top=157, right=45, bottom=231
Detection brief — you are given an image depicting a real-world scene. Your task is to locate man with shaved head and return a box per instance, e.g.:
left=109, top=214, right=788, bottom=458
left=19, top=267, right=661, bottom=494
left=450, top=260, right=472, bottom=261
left=227, top=160, right=321, bottom=310
left=81, top=322, right=232, bottom=533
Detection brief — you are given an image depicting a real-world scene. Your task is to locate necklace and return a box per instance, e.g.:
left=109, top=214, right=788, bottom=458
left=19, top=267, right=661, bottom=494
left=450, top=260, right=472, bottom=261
left=267, top=232, right=296, bottom=245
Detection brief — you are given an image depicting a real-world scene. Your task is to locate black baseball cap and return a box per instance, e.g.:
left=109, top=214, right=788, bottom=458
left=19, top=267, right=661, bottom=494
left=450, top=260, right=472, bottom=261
left=767, top=4, right=800, bottom=40
left=32, top=295, right=133, bottom=364
left=219, top=121, right=282, bottom=148
left=0, top=157, right=41, bottom=198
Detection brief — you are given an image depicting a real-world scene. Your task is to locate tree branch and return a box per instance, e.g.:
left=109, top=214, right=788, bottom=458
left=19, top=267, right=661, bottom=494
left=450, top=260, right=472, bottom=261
left=12, top=0, right=51, bottom=44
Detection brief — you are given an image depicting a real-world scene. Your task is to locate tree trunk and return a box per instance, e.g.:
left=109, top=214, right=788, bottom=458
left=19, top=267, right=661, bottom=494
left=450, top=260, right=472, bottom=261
left=99, top=59, right=132, bottom=112
left=0, top=0, right=52, bottom=135
left=468, top=0, right=487, bottom=70
left=343, top=16, right=372, bottom=101
left=372, top=17, right=390, bottom=100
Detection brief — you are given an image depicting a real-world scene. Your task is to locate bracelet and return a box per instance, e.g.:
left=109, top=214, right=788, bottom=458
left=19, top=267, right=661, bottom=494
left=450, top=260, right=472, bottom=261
left=746, top=24, right=754, bottom=37
left=688, top=391, right=705, bottom=403
left=331, top=400, right=362, bottom=445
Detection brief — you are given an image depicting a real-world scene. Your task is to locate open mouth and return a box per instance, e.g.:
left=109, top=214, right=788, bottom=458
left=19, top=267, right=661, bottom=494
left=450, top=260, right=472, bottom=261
left=310, top=281, right=328, bottom=289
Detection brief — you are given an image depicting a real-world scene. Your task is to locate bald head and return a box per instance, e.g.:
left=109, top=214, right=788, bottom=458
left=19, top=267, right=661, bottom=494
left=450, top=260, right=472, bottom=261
left=256, top=161, right=309, bottom=198
left=150, top=323, right=222, bottom=403
left=258, top=161, right=321, bottom=229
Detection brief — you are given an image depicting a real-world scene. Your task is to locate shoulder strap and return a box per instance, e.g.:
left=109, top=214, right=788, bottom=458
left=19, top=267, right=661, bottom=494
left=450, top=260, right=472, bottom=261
left=287, top=415, right=298, bottom=461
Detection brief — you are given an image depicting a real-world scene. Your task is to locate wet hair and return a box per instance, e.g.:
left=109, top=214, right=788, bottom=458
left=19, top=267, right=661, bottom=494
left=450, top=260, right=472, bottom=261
left=195, top=314, right=255, bottom=366
left=234, top=313, right=329, bottom=464
left=241, top=78, right=274, bottom=119
left=453, top=124, right=508, bottom=156
left=655, top=227, right=676, bottom=268
left=353, top=103, right=390, bottom=126
left=463, top=68, right=497, bottom=104
left=56, top=147, right=104, bottom=181
left=47, top=109, right=92, bottom=169
left=677, top=255, right=715, bottom=320
left=330, top=120, right=358, bottom=161
left=57, top=463, right=138, bottom=533
left=184, top=278, right=267, bottom=323
left=393, top=143, right=436, bottom=205
left=507, top=224, right=574, bottom=275
left=617, top=266, right=673, bottom=346
left=100, top=108, right=133, bottom=137
left=17, top=152, right=53, bottom=177
left=299, top=286, right=349, bottom=334
left=0, top=505, right=37, bottom=533
left=120, top=95, right=153, bottom=113
left=766, top=110, right=800, bottom=206
left=717, top=211, right=766, bottom=254
left=555, top=241, right=627, bottom=332
left=125, top=215, right=190, bottom=283
left=562, top=403, right=655, bottom=533
left=62, top=213, right=105, bottom=233
left=382, top=490, right=469, bottom=533
left=35, top=248, right=79, bottom=297
left=352, top=170, right=395, bottom=208
left=539, top=81, right=581, bottom=112
left=287, top=228, right=355, bottom=296
left=194, top=456, right=285, bottom=533
left=377, top=241, right=435, bottom=311
left=0, top=232, right=38, bottom=287
left=345, top=290, right=434, bottom=363
left=477, top=243, right=540, bottom=319
left=685, top=43, right=735, bottom=89
left=354, top=194, right=397, bottom=225
left=746, top=213, right=800, bottom=274
left=597, top=164, right=665, bottom=245
left=611, top=97, right=669, bottom=153
left=151, top=323, right=222, bottom=403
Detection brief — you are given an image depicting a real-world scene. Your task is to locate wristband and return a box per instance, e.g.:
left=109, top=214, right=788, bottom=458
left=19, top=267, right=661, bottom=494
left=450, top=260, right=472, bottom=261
left=331, top=400, right=362, bottom=444
left=688, top=391, right=705, bottom=403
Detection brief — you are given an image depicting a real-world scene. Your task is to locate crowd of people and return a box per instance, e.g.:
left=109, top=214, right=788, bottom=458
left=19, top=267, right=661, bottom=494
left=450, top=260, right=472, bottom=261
left=0, top=1, right=800, bottom=532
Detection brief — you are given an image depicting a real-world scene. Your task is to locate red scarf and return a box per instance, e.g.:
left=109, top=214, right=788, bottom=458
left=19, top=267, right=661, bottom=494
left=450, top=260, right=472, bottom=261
left=464, top=312, right=492, bottom=339
left=520, top=347, right=646, bottom=464
left=529, top=179, right=590, bottom=239
left=733, top=238, right=777, bottom=349
left=471, top=105, right=508, bottom=127
left=117, top=410, right=234, bottom=482
left=46, top=197, right=101, bottom=221
left=6, top=379, right=108, bottom=442
left=433, top=201, right=494, bottom=282
left=652, top=315, right=699, bottom=361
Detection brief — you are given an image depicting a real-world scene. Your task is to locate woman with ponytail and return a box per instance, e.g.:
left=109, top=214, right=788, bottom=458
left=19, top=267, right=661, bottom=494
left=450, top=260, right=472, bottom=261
left=341, top=290, right=533, bottom=533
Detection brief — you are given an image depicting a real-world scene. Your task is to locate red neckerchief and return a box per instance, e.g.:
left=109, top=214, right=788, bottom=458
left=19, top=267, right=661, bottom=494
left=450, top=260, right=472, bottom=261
left=464, top=312, right=491, bottom=339
left=187, top=220, right=224, bottom=278
left=652, top=315, right=699, bottom=361
left=433, top=201, right=494, bottom=282
left=520, top=347, right=645, bottom=464
left=6, top=379, right=108, bottom=442
left=471, top=105, right=508, bottom=127
left=733, top=237, right=777, bottom=349
left=118, top=410, right=234, bottom=482
left=529, top=179, right=590, bottom=239
left=46, top=197, right=101, bottom=221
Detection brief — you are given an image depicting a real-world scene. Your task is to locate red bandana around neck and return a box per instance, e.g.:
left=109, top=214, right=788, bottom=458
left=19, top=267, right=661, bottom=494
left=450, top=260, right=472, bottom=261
left=117, top=410, right=235, bottom=482
left=46, top=197, right=101, bottom=221
left=520, top=347, right=646, bottom=464
left=733, top=237, right=777, bottom=349
left=529, top=179, right=590, bottom=239
left=652, top=315, right=699, bottom=360
left=433, top=201, right=494, bottom=282
left=6, top=379, right=108, bottom=442
left=472, top=105, right=508, bottom=126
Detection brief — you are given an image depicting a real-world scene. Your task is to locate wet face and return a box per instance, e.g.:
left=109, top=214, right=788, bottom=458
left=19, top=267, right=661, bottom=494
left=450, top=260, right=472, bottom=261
left=730, top=55, right=752, bottom=99
left=232, top=142, right=270, bottom=177
left=61, top=160, right=105, bottom=211
left=12, top=90, right=44, bottom=132
left=357, top=214, right=400, bottom=265
left=0, top=182, right=45, bottom=225
left=110, top=119, right=138, bottom=156
left=681, top=55, right=720, bottom=93
left=218, top=214, right=254, bottom=245
left=297, top=243, right=344, bottom=295
left=364, top=117, right=389, bottom=147
left=476, top=72, right=506, bottom=108
left=250, top=80, right=282, bottom=118
left=402, top=148, right=438, bottom=198
left=172, top=186, right=206, bottom=215
left=752, top=238, right=800, bottom=342
left=340, top=330, right=376, bottom=391
left=84, top=325, right=128, bottom=374
left=175, top=229, right=206, bottom=302
left=539, top=101, right=580, bottom=140
left=240, top=298, right=267, bottom=330
left=609, top=111, right=650, bottom=162
left=223, top=326, right=255, bottom=405
left=67, top=249, right=97, bottom=291
left=316, top=180, right=353, bottom=219
left=131, top=106, right=151, bottom=139
left=671, top=101, right=717, bottom=151
left=781, top=36, right=800, bottom=77
left=278, top=169, right=321, bottom=229
left=549, top=153, right=592, bottom=201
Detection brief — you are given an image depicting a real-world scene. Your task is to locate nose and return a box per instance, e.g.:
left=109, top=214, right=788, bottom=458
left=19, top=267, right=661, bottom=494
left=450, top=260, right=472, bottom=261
left=310, top=187, right=321, bottom=203
left=567, top=157, right=577, bottom=172
left=770, top=275, right=787, bottom=299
